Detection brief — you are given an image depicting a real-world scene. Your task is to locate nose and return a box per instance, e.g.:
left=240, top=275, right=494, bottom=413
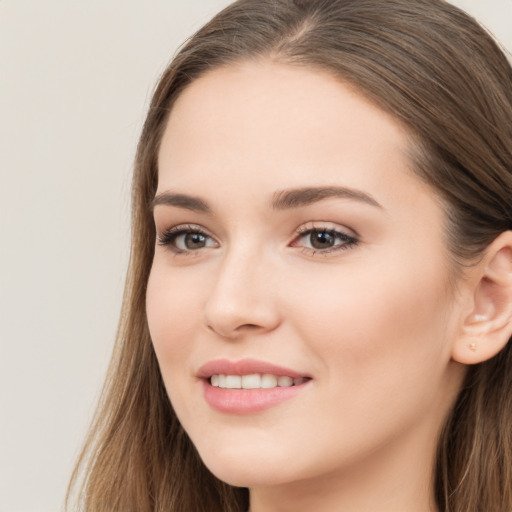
left=203, top=249, right=282, bottom=339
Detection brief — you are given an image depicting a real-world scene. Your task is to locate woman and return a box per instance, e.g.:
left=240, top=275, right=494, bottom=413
left=68, top=0, right=512, bottom=511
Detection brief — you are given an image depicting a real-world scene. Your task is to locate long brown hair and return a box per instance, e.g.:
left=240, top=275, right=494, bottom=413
left=68, top=1, right=512, bottom=510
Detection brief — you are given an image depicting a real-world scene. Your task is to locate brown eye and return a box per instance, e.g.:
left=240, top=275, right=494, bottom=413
left=183, top=233, right=208, bottom=249
left=157, top=226, right=219, bottom=253
left=292, top=227, right=358, bottom=254
left=172, top=231, right=217, bottom=251
left=309, top=230, right=337, bottom=249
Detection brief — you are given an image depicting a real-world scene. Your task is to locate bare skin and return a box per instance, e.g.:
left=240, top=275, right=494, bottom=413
left=146, top=61, right=507, bottom=511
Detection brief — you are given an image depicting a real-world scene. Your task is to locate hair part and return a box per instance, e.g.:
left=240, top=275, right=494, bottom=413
left=68, top=1, right=512, bottom=511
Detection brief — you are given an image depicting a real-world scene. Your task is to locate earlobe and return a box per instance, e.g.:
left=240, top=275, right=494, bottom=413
left=452, top=231, right=512, bottom=365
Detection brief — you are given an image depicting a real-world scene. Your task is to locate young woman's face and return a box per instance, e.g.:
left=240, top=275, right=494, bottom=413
left=147, top=62, right=466, bottom=490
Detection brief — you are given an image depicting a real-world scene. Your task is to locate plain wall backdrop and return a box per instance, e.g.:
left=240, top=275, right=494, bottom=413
left=0, top=2, right=510, bottom=511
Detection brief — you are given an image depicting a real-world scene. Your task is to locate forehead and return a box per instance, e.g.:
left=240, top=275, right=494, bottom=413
left=157, top=60, right=426, bottom=210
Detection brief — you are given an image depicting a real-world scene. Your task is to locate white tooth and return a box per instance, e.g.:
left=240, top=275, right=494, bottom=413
left=218, top=374, right=227, bottom=388
left=261, top=374, right=278, bottom=388
left=225, top=375, right=242, bottom=389
left=211, top=375, right=219, bottom=387
left=242, top=374, right=261, bottom=389
left=277, top=376, right=293, bottom=387
left=293, top=377, right=305, bottom=386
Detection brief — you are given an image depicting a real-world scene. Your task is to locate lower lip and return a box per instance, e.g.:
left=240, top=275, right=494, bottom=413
left=202, top=380, right=309, bottom=414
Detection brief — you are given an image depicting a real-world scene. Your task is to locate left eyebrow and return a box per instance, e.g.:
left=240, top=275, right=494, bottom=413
left=271, top=186, right=383, bottom=210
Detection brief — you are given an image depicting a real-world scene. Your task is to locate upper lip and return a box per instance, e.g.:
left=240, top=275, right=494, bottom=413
left=197, top=358, right=310, bottom=379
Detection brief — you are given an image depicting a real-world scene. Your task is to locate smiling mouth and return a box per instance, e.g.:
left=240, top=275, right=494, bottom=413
left=202, top=375, right=311, bottom=414
left=197, top=359, right=312, bottom=413
left=210, top=374, right=309, bottom=389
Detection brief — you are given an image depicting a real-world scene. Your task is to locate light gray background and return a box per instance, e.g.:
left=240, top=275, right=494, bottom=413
left=1, top=2, right=510, bottom=511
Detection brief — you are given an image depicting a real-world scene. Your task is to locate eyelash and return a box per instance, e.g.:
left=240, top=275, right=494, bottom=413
left=291, top=225, right=358, bottom=255
left=157, top=224, right=216, bottom=255
left=156, top=223, right=358, bottom=256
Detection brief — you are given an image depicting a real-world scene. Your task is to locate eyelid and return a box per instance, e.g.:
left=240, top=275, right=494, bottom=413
left=155, top=221, right=358, bottom=257
left=156, top=223, right=219, bottom=254
left=290, top=222, right=359, bottom=255
left=294, top=221, right=358, bottom=238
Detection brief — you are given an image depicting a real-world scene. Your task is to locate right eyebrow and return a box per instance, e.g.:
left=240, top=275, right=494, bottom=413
left=150, top=192, right=211, bottom=214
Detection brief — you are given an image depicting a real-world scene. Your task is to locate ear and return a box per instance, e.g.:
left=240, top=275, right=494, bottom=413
left=452, top=231, right=512, bottom=365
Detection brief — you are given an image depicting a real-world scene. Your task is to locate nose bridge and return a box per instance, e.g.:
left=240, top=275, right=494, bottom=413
left=203, top=240, right=279, bottom=338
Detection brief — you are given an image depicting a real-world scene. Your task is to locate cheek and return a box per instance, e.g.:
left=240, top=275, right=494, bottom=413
left=144, top=246, right=461, bottom=485
left=146, top=263, right=203, bottom=375
left=146, top=263, right=210, bottom=426
left=268, top=256, right=459, bottom=470
left=286, top=254, right=455, bottom=398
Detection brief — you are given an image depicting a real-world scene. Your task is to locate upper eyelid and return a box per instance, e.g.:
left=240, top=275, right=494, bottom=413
left=294, top=221, right=359, bottom=238
left=156, top=224, right=214, bottom=242
left=291, top=226, right=359, bottom=256
left=156, top=222, right=359, bottom=248
left=156, top=221, right=357, bottom=237
left=157, top=221, right=354, bottom=233
left=158, top=223, right=212, bottom=235
left=156, top=225, right=219, bottom=254
left=292, top=227, right=358, bottom=243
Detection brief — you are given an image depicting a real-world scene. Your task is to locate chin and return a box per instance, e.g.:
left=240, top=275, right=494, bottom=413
left=197, top=443, right=302, bottom=488
left=205, top=461, right=293, bottom=488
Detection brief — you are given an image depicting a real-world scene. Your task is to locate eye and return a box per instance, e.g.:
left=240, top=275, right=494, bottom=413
left=157, top=225, right=218, bottom=254
left=291, top=226, right=358, bottom=254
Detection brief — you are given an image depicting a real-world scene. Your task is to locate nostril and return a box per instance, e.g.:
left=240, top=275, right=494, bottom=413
left=207, top=322, right=264, bottom=338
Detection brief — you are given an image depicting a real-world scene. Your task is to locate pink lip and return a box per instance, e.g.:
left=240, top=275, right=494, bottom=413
left=197, top=358, right=311, bottom=415
left=197, top=358, right=309, bottom=379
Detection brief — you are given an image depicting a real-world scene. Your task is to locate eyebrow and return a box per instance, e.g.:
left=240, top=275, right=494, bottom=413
left=151, top=192, right=211, bottom=213
left=271, top=186, right=383, bottom=210
left=151, top=185, right=382, bottom=214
